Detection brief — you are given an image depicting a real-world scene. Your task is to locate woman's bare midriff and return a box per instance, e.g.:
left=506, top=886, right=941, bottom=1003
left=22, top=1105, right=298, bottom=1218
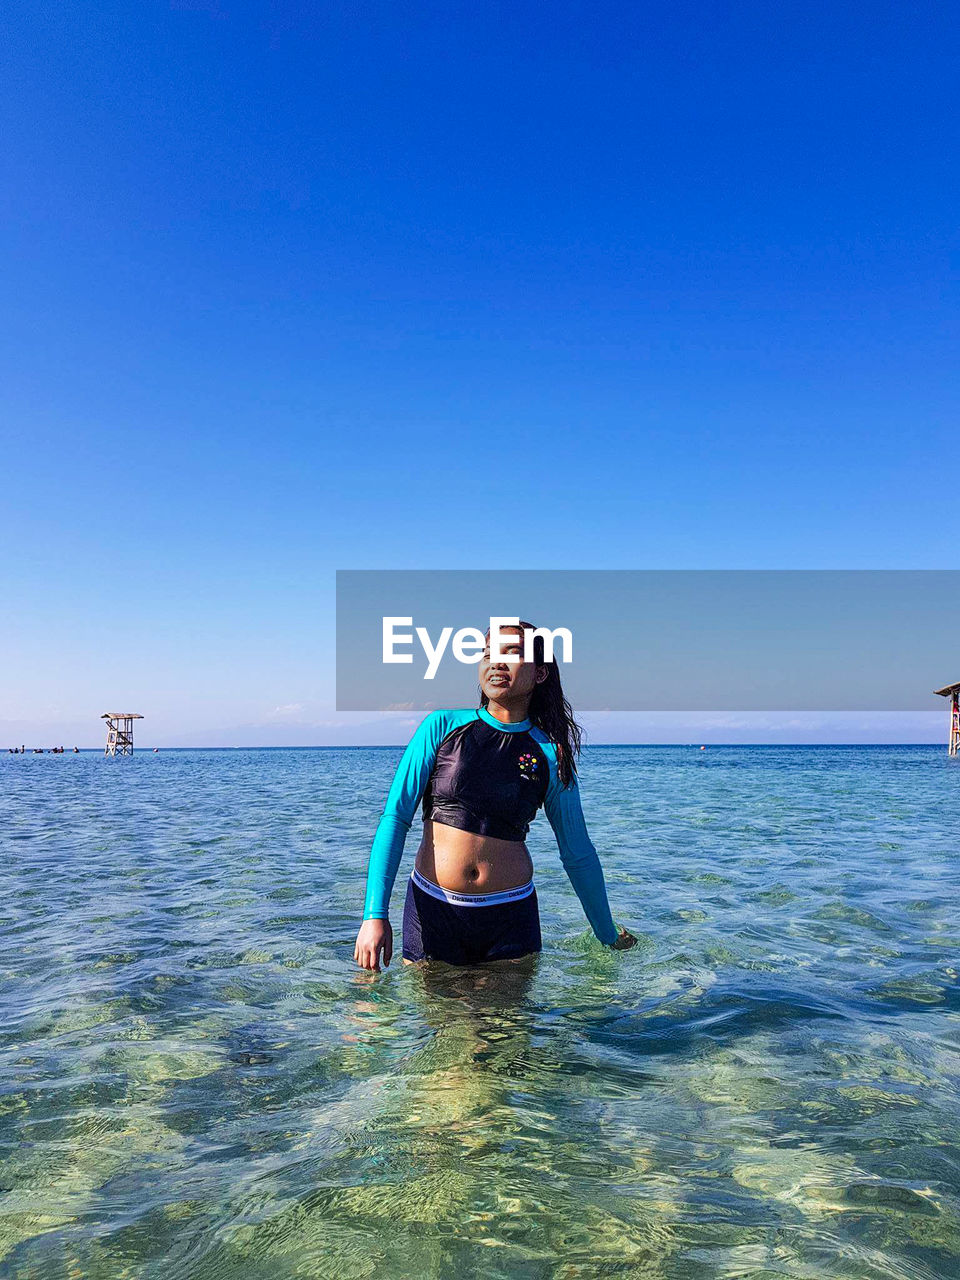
left=413, top=819, right=533, bottom=893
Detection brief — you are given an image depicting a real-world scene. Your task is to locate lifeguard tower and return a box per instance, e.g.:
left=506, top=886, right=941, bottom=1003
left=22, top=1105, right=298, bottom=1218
left=102, top=713, right=143, bottom=756
left=933, top=683, right=960, bottom=756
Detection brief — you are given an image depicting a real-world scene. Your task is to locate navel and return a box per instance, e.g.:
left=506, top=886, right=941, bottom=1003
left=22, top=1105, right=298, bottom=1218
left=467, top=866, right=480, bottom=880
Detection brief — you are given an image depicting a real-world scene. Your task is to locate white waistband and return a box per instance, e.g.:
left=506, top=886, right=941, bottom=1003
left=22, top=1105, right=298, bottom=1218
left=410, top=865, right=534, bottom=907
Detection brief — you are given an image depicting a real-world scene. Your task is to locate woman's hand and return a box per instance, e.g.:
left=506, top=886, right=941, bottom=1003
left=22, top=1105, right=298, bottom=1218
left=355, top=918, right=393, bottom=971
left=610, top=925, right=638, bottom=951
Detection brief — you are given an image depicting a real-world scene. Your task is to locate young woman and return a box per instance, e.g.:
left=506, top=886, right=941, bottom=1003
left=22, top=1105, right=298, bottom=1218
left=354, top=621, right=638, bottom=970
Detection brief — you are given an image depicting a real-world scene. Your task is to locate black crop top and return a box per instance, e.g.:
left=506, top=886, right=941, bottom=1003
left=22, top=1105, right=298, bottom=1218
left=422, top=714, right=550, bottom=841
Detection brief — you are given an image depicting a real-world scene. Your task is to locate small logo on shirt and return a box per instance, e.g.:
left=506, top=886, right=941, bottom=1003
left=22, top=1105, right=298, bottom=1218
left=518, top=752, right=540, bottom=781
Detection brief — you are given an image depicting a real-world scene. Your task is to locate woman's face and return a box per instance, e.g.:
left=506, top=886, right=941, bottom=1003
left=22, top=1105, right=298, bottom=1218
left=479, top=627, right=546, bottom=704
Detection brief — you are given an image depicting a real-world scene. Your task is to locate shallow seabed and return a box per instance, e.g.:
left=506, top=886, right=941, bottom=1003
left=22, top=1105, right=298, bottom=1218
left=1, top=745, right=958, bottom=1279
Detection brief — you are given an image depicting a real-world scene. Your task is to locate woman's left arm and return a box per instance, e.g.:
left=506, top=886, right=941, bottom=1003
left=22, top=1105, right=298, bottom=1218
left=542, top=758, right=622, bottom=947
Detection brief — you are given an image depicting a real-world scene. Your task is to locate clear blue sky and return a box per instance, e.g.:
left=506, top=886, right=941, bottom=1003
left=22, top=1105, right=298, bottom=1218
left=2, top=1, right=956, bottom=745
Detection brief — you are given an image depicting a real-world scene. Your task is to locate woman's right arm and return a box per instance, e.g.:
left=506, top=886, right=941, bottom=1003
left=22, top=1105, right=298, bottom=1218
left=360, top=711, right=445, bottom=925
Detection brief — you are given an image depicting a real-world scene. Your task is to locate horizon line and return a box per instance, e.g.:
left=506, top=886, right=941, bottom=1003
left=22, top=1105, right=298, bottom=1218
left=6, top=742, right=949, bottom=752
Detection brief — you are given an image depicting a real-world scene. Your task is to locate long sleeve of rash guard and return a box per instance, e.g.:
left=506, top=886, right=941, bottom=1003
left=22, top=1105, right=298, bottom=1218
left=541, top=752, right=620, bottom=946
left=361, top=710, right=473, bottom=920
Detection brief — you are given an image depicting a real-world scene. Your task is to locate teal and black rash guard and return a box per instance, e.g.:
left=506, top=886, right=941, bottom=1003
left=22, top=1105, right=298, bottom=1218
left=362, top=705, right=620, bottom=946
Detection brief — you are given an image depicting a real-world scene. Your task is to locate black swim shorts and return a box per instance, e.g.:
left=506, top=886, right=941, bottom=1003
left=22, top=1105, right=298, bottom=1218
left=401, top=871, right=542, bottom=965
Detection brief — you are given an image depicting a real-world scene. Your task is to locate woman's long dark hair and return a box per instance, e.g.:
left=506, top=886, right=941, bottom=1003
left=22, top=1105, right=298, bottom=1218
left=480, top=620, right=583, bottom=787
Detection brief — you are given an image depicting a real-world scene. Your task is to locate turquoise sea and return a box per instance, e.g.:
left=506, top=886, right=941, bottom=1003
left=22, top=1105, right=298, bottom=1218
left=1, top=745, right=959, bottom=1279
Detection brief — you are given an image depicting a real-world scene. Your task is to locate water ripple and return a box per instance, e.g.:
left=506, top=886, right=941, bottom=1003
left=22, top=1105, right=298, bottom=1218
left=1, top=745, right=958, bottom=1277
